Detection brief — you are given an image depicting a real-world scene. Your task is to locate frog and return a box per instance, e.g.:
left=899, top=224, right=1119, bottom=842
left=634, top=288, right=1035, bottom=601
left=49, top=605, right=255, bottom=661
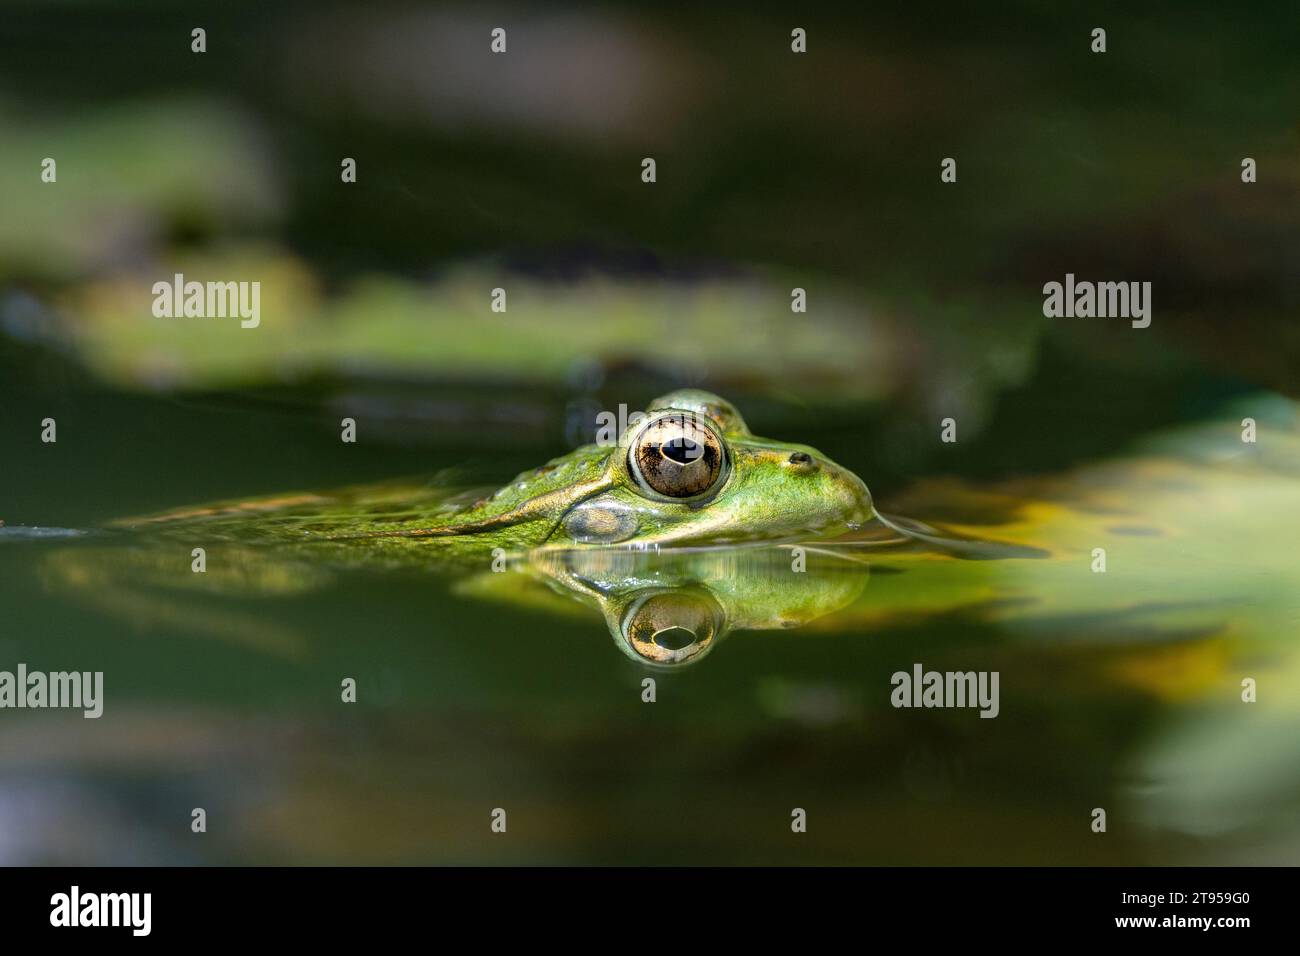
left=111, top=389, right=875, bottom=557
left=14, top=392, right=875, bottom=665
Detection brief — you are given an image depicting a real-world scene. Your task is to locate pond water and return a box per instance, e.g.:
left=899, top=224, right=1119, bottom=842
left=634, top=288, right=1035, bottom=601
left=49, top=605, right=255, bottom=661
left=2, top=339, right=1297, bottom=866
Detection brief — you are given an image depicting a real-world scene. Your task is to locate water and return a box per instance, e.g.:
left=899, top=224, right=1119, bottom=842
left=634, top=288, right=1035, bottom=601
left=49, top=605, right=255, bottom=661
left=3, top=345, right=1297, bottom=864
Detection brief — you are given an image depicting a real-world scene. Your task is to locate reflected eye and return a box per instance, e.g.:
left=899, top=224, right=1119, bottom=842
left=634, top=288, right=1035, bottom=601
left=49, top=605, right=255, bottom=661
left=628, top=413, right=728, bottom=499
left=620, top=589, right=724, bottom=666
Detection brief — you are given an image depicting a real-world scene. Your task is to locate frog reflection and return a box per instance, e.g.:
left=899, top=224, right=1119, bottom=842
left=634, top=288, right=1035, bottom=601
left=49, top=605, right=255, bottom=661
left=456, top=546, right=870, bottom=667
left=33, top=532, right=869, bottom=667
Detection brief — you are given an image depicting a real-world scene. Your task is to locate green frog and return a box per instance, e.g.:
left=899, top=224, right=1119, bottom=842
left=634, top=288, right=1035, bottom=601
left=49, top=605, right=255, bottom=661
left=115, top=389, right=875, bottom=556
left=25, top=391, right=878, bottom=662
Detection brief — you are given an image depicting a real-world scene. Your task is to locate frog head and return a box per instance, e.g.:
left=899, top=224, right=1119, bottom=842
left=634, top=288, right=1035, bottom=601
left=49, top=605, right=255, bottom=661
left=552, top=389, right=873, bottom=548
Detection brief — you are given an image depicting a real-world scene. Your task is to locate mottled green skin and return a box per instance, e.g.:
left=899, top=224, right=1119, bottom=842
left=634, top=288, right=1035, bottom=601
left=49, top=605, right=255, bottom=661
left=116, top=390, right=874, bottom=557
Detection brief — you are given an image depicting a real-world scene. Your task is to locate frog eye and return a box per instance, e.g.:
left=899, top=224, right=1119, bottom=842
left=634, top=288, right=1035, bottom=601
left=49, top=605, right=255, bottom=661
left=619, top=588, right=724, bottom=666
left=627, top=413, right=728, bottom=500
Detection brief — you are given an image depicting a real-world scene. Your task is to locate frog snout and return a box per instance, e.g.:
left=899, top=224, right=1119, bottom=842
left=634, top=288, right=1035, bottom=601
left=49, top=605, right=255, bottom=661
left=781, top=447, right=874, bottom=528
left=822, top=459, right=875, bottom=528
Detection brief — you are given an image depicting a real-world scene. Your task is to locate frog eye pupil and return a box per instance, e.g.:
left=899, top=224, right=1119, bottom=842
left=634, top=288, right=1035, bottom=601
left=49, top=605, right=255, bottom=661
left=663, top=437, right=703, bottom=464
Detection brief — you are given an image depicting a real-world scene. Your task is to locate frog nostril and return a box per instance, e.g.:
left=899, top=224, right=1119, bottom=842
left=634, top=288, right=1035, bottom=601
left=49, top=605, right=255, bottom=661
left=788, top=451, right=814, bottom=467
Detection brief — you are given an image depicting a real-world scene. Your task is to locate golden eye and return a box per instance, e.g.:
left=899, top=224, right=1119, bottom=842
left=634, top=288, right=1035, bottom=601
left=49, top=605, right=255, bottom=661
left=628, top=413, right=727, bottom=499
left=620, top=589, right=723, bottom=666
